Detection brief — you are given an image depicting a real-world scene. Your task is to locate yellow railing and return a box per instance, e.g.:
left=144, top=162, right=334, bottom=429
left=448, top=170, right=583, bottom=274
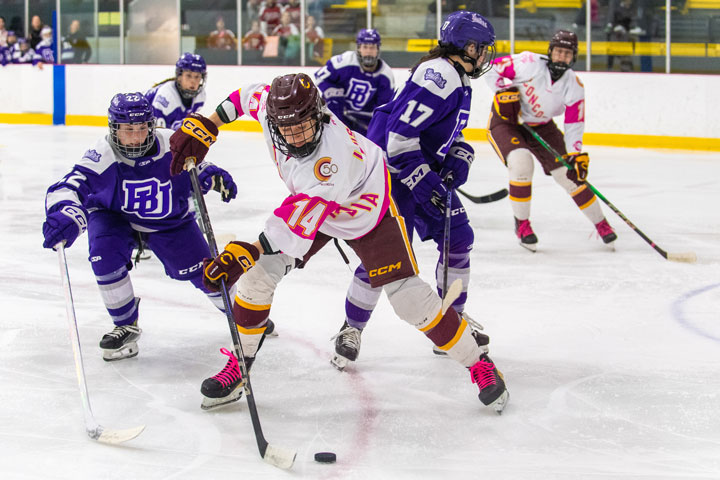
left=515, top=0, right=582, bottom=13
left=408, top=39, right=720, bottom=57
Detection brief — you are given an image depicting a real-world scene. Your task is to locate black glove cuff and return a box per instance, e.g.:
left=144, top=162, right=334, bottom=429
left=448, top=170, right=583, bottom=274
left=258, top=232, right=280, bottom=255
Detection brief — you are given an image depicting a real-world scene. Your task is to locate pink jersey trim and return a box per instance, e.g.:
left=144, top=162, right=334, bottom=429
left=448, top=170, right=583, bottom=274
left=565, top=99, right=584, bottom=124
left=228, top=89, right=244, bottom=118
left=492, top=55, right=516, bottom=83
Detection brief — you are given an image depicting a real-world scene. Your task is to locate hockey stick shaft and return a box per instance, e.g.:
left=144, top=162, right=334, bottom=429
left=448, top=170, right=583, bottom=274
left=457, top=187, right=509, bottom=204
left=521, top=123, right=695, bottom=263
left=57, top=242, right=145, bottom=444
left=185, top=161, right=296, bottom=469
left=442, top=179, right=454, bottom=308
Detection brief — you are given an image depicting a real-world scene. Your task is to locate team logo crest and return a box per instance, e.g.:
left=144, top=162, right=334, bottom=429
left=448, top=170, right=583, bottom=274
left=424, top=68, right=446, bottom=89
left=314, top=157, right=338, bottom=182
left=122, top=179, right=173, bottom=219
left=83, top=149, right=102, bottom=163
left=347, top=78, right=374, bottom=110
left=156, top=95, right=169, bottom=108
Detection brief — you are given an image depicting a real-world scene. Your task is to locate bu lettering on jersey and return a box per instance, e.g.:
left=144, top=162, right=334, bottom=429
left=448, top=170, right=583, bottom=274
left=121, top=179, right=173, bottom=219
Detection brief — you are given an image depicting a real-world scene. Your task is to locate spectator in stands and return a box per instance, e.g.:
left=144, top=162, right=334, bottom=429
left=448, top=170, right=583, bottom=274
left=61, top=20, right=92, bottom=64
left=207, top=16, right=237, bottom=50
left=35, top=25, right=54, bottom=64
left=305, top=15, right=324, bottom=64
left=243, top=20, right=266, bottom=51
left=29, top=15, right=44, bottom=49
left=606, top=0, right=641, bottom=71
left=13, top=37, right=41, bottom=65
left=259, top=0, right=283, bottom=35
left=573, top=0, right=599, bottom=30
left=272, top=10, right=300, bottom=64
left=284, top=0, right=302, bottom=28
left=0, top=30, right=17, bottom=66
left=0, top=16, right=8, bottom=47
left=244, top=0, right=263, bottom=32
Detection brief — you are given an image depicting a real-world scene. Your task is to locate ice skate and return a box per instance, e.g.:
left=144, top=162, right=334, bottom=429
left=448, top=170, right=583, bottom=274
left=595, top=219, right=617, bottom=249
left=330, top=321, right=362, bottom=371
left=264, top=318, right=278, bottom=337
left=433, top=312, right=489, bottom=355
left=200, top=348, right=248, bottom=410
left=469, top=354, right=509, bottom=414
left=515, top=218, right=538, bottom=252
left=100, top=323, right=142, bottom=361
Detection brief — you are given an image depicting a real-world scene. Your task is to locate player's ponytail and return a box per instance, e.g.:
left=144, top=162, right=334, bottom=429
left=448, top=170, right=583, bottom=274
left=410, top=44, right=454, bottom=74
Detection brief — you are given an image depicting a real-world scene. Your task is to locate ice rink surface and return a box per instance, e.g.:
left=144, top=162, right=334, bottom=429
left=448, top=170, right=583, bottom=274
left=1, top=125, right=718, bottom=479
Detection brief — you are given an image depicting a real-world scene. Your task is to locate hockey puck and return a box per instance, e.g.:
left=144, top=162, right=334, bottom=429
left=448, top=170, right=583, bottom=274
left=314, top=452, right=336, bottom=463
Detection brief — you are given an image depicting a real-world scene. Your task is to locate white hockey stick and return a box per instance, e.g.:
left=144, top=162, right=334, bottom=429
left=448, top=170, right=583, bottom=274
left=56, top=242, right=145, bottom=445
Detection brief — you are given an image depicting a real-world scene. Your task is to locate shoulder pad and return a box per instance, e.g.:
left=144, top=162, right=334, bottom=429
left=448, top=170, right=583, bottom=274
left=76, top=139, right=118, bottom=175
left=410, top=58, right=461, bottom=100
left=153, top=129, right=173, bottom=158
left=330, top=51, right=359, bottom=69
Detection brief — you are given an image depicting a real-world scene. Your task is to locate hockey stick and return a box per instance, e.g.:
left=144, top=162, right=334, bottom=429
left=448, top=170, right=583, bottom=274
left=56, top=242, right=145, bottom=444
left=521, top=123, right=696, bottom=263
left=440, top=179, right=463, bottom=314
left=457, top=187, right=509, bottom=204
left=185, top=160, right=296, bottom=469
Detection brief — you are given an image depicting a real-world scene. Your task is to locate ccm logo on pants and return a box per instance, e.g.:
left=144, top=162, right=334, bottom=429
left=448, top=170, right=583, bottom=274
left=369, top=262, right=401, bottom=277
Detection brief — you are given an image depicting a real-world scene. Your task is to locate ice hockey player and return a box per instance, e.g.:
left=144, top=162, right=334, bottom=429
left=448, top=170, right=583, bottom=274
left=42, top=93, right=238, bottom=361
left=167, top=73, right=509, bottom=413
left=485, top=29, right=617, bottom=252
left=337, top=10, right=496, bottom=364
left=314, top=28, right=394, bottom=136
left=145, top=53, right=207, bottom=131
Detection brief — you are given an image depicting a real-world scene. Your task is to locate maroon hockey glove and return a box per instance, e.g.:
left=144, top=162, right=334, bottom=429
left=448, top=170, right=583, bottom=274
left=493, top=87, right=520, bottom=124
left=203, top=241, right=260, bottom=292
left=169, top=113, right=219, bottom=176
left=561, top=152, right=590, bottom=183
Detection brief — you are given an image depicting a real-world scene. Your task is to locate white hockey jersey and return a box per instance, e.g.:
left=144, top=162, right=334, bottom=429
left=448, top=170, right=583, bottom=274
left=485, top=51, right=586, bottom=153
left=219, top=83, right=391, bottom=259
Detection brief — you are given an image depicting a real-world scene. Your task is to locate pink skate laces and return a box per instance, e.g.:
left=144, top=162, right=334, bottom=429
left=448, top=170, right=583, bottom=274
left=212, top=348, right=242, bottom=387
left=516, top=219, right=534, bottom=238
left=595, top=219, right=614, bottom=237
left=470, top=357, right=497, bottom=389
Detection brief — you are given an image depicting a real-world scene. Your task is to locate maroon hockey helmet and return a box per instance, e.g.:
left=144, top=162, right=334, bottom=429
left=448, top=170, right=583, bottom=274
left=547, top=29, right=578, bottom=81
left=266, top=73, right=325, bottom=157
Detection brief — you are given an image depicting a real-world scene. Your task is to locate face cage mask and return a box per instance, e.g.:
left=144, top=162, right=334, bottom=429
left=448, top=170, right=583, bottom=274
left=547, top=48, right=576, bottom=82
left=176, top=73, right=206, bottom=100
left=110, top=121, right=156, bottom=159
left=267, top=116, right=324, bottom=158
left=462, top=43, right=496, bottom=79
left=356, top=49, right=379, bottom=69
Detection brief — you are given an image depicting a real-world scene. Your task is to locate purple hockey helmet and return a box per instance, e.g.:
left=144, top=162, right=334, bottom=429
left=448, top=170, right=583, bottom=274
left=107, top=92, right=156, bottom=159
left=356, top=28, right=381, bottom=69
left=440, top=11, right=496, bottom=78
left=175, top=52, right=207, bottom=99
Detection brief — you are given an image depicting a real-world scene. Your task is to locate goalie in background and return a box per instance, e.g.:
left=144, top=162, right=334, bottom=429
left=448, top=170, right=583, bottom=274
left=42, top=93, right=239, bottom=362
left=485, top=29, right=617, bottom=252
left=314, top=28, right=394, bottom=136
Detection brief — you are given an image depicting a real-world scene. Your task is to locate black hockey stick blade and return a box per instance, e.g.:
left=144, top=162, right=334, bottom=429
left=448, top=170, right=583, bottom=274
left=457, top=187, right=508, bottom=204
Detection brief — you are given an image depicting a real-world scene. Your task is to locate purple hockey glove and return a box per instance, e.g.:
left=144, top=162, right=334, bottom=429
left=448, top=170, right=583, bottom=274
left=399, top=163, right=448, bottom=220
left=198, top=162, right=237, bottom=202
left=440, top=140, right=474, bottom=188
left=42, top=204, right=88, bottom=249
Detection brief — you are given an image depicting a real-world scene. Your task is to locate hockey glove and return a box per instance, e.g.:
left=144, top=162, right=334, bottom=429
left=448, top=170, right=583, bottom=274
left=42, top=204, right=88, bottom=249
left=560, top=152, right=590, bottom=183
left=197, top=162, right=237, bottom=202
left=203, top=241, right=260, bottom=291
left=493, top=87, right=520, bottom=124
left=440, top=140, right=474, bottom=188
left=169, top=113, right=219, bottom=176
left=399, top=163, right=448, bottom=220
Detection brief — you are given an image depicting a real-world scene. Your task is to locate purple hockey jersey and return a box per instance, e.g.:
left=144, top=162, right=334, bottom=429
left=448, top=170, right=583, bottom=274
left=45, top=129, right=197, bottom=233
left=145, top=80, right=205, bottom=130
left=314, top=50, right=395, bottom=135
left=366, top=57, right=471, bottom=174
